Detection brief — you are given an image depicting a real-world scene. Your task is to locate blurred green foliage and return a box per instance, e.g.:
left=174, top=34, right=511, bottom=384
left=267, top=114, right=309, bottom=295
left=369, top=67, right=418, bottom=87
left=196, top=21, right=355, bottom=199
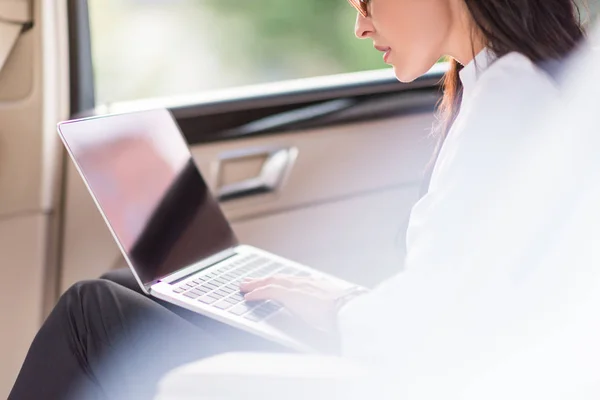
left=89, top=0, right=600, bottom=103
left=88, top=0, right=388, bottom=103
left=202, top=0, right=387, bottom=74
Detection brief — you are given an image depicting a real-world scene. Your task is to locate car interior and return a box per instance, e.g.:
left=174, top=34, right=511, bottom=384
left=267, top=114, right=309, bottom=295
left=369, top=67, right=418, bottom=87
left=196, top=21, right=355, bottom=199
left=0, top=0, right=598, bottom=397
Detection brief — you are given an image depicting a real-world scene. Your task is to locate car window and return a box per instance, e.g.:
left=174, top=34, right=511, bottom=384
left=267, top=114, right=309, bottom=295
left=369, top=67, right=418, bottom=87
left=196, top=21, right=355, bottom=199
left=582, top=0, right=600, bottom=23
left=88, top=0, right=600, bottom=106
left=88, top=0, right=388, bottom=105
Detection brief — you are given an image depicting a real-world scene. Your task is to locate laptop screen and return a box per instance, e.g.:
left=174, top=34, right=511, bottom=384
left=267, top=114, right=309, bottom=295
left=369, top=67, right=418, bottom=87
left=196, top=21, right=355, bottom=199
left=59, top=109, right=238, bottom=285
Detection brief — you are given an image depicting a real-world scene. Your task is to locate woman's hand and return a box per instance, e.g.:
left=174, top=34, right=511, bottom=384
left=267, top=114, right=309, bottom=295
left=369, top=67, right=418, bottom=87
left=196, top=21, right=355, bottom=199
left=239, top=274, right=352, bottom=333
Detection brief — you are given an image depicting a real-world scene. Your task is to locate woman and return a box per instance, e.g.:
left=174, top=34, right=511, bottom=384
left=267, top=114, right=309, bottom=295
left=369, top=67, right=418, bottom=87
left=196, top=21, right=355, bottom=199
left=9, top=0, right=585, bottom=399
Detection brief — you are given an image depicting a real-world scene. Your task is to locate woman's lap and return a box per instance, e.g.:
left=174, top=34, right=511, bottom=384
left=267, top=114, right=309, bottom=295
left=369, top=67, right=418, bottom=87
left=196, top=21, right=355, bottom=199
left=99, top=268, right=285, bottom=352
left=9, top=269, right=284, bottom=400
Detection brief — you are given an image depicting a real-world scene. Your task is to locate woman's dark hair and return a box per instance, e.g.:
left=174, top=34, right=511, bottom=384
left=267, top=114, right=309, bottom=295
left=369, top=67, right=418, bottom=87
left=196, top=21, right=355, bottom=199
left=427, top=0, right=586, bottom=187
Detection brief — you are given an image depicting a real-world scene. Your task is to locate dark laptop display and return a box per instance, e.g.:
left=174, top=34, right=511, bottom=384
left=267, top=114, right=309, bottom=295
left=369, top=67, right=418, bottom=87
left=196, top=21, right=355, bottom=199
left=59, top=110, right=237, bottom=284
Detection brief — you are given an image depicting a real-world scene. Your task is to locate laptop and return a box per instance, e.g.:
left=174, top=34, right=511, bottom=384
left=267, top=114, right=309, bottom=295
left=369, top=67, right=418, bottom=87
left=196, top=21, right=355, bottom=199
left=57, top=108, right=357, bottom=353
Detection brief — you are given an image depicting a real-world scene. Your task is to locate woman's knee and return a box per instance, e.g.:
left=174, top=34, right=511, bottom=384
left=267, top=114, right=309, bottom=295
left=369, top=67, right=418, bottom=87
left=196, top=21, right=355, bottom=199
left=59, top=280, right=123, bottom=328
left=100, top=268, right=142, bottom=293
left=65, top=279, right=118, bottom=304
left=41, top=279, right=127, bottom=354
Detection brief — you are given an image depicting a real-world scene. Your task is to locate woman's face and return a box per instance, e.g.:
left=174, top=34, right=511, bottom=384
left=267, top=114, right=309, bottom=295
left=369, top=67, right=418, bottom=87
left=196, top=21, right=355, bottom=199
left=355, top=0, right=459, bottom=82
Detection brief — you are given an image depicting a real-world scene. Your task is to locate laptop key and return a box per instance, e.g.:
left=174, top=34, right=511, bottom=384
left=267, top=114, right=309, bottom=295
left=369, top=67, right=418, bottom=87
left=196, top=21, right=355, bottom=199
left=225, top=284, right=239, bottom=291
left=198, top=295, right=218, bottom=305
left=229, top=303, right=252, bottom=316
left=212, top=278, right=227, bottom=286
left=183, top=291, right=201, bottom=299
left=214, top=301, right=233, bottom=310
left=245, top=270, right=262, bottom=278
left=220, top=286, right=235, bottom=294
left=203, top=282, right=219, bottom=290
left=228, top=293, right=245, bottom=302
left=255, top=268, right=273, bottom=278
left=263, top=263, right=280, bottom=272
left=224, top=296, right=240, bottom=305
left=278, top=267, right=297, bottom=275
left=213, top=289, right=229, bottom=298
left=191, top=288, right=210, bottom=296
left=245, top=300, right=266, bottom=309
left=173, top=288, right=185, bottom=294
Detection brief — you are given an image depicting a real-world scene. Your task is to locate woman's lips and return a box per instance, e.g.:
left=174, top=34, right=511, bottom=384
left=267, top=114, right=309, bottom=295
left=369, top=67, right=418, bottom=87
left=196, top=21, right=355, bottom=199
left=374, top=45, right=392, bottom=63
left=383, top=49, right=391, bottom=63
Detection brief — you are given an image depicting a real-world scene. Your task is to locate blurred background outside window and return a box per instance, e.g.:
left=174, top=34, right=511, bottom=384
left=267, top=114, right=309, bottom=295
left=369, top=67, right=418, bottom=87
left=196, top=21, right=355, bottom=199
left=89, top=0, right=389, bottom=105
left=89, top=0, right=600, bottom=106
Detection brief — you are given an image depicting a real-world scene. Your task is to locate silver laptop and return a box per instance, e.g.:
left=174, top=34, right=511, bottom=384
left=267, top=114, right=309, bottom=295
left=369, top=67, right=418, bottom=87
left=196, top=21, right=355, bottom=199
left=57, top=108, right=356, bottom=353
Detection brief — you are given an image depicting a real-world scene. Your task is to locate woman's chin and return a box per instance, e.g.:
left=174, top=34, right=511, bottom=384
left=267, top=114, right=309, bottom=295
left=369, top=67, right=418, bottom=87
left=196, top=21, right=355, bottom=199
left=391, top=65, right=420, bottom=83
left=391, top=60, right=435, bottom=83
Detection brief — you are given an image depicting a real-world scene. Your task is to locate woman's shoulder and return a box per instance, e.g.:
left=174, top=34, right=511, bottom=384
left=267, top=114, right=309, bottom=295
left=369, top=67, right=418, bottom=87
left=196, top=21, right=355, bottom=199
left=477, top=51, right=559, bottom=96
left=464, top=51, right=561, bottom=120
left=455, top=51, right=563, bottom=142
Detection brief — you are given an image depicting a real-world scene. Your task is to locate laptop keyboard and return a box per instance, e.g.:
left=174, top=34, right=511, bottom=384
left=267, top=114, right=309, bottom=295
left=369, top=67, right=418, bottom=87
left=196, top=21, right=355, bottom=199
left=172, top=254, right=310, bottom=322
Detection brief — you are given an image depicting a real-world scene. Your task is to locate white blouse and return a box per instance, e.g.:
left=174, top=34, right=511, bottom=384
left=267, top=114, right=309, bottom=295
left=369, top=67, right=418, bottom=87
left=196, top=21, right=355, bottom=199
left=160, top=30, right=600, bottom=400
left=337, top=49, right=567, bottom=398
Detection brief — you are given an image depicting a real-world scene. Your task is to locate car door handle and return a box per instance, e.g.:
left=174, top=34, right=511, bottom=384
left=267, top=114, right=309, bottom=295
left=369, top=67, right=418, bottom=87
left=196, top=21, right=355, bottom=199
left=216, top=146, right=298, bottom=202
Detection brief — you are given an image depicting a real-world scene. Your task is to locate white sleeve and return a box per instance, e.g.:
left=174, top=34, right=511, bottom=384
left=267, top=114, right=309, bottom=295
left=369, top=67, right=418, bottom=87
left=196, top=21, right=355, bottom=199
left=337, top=56, right=562, bottom=398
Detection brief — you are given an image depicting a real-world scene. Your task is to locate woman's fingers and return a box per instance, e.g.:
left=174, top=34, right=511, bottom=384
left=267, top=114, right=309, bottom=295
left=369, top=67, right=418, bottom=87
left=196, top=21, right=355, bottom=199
left=239, top=275, right=350, bottom=333
left=243, top=284, right=294, bottom=303
left=239, top=274, right=302, bottom=293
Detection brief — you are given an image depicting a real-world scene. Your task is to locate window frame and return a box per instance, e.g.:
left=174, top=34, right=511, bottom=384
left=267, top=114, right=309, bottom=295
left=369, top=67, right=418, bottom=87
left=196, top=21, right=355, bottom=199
left=67, top=0, right=446, bottom=144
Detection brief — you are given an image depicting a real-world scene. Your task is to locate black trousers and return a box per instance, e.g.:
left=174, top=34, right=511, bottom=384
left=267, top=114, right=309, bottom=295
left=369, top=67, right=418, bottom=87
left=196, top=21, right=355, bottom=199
left=9, top=269, right=284, bottom=400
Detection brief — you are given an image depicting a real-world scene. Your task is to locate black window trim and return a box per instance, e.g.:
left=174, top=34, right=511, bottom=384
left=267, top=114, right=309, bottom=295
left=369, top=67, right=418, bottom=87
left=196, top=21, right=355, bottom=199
left=68, top=0, right=95, bottom=115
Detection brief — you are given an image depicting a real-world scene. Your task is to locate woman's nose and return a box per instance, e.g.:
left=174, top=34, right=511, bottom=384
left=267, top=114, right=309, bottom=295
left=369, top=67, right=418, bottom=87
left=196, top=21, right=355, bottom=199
left=354, top=13, right=374, bottom=39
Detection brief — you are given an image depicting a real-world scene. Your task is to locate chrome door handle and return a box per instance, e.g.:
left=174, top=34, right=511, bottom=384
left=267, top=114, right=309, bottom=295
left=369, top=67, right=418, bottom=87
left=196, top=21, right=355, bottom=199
left=216, top=146, right=298, bottom=202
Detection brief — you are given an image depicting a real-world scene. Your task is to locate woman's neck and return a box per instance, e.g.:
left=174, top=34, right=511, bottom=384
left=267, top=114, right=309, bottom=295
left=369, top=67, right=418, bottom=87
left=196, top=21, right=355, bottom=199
left=446, top=0, right=485, bottom=66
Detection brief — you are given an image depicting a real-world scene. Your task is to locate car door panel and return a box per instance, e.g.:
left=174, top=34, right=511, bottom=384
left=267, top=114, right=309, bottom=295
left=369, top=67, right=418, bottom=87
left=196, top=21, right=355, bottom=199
left=60, top=111, right=435, bottom=290
left=192, top=114, right=435, bottom=219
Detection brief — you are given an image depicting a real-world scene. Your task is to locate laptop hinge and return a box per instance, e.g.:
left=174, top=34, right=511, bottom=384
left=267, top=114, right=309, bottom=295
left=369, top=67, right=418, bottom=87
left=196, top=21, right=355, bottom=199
left=147, top=247, right=238, bottom=289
